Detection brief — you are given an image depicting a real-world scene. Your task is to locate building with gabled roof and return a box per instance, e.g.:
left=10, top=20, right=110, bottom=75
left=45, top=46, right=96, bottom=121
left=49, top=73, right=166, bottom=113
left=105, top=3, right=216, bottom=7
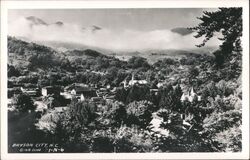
left=180, top=87, right=201, bottom=102
left=42, top=86, right=60, bottom=97
left=121, top=74, right=148, bottom=88
left=21, top=87, right=39, bottom=97
left=65, top=83, right=96, bottom=98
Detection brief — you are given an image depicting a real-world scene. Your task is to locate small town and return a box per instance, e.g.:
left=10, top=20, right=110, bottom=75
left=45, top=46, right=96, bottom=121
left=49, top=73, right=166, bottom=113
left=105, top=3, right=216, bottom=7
left=6, top=7, right=243, bottom=153
left=8, top=70, right=202, bottom=132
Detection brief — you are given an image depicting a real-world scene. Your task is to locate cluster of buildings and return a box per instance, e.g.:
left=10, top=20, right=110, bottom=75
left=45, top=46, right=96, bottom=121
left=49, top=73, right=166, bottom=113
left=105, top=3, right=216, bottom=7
left=40, top=82, right=121, bottom=107
left=8, top=71, right=201, bottom=113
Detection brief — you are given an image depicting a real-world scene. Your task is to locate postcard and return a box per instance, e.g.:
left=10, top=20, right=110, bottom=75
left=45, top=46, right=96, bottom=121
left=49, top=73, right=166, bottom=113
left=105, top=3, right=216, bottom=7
left=1, top=0, right=249, bottom=159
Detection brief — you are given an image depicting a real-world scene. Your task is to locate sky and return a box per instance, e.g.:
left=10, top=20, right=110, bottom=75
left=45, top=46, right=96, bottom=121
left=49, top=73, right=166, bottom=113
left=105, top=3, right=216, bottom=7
left=8, top=8, right=220, bottom=51
left=8, top=8, right=214, bottom=31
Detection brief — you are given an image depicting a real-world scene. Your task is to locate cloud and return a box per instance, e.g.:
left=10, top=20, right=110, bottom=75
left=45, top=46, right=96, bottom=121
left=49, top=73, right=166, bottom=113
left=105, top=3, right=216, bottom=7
left=8, top=17, right=221, bottom=51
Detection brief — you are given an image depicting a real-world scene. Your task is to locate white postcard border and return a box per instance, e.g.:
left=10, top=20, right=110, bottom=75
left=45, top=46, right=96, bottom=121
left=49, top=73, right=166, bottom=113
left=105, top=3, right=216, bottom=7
left=1, top=0, right=249, bottom=159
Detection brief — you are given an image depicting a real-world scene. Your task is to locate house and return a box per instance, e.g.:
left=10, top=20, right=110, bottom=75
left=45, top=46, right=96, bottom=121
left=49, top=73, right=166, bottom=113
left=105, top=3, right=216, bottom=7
left=91, top=70, right=106, bottom=76
left=157, top=81, right=165, bottom=88
left=69, top=94, right=84, bottom=102
left=60, top=92, right=73, bottom=99
left=54, top=106, right=68, bottom=113
left=122, top=74, right=148, bottom=87
left=21, top=87, right=38, bottom=97
left=128, top=74, right=140, bottom=86
left=71, top=87, right=96, bottom=97
left=180, top=87, right=201, bottom=102
left=150, top=89, right=159, bottom=95
left=67, top=84, right=97, bottom=98
left=91, top=97, right=104, bottom=104
left=137, top=80, right=148, bottom=85
left=96, top=88, right=109, bottom=97
left=72, top=94, right=85, bottom=102
left=104, top=94, right=115, bottom=100
left=41, top=86, right=60, bottom=97
left=8, top=87, right=22, bottom=98
left=64, top=83, right=89, bottom=91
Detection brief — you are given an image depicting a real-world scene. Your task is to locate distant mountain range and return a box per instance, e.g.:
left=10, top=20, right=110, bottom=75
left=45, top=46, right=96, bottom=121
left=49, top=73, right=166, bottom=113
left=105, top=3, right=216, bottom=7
left=10, top=16, right=218, bottom=62
left=114, top=47, right=216, bottom=64
left=8, top=36, right=217, bottom=68
left=8, top=36, right=104, bottom=59
left=7, top=36, right=110, bottom=69
left=64, top=49, right=105, bottom=58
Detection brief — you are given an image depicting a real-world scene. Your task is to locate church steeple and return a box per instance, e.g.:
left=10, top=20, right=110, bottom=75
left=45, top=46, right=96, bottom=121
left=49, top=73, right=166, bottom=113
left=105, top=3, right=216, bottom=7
left=190, top=87, right=195, bottom=97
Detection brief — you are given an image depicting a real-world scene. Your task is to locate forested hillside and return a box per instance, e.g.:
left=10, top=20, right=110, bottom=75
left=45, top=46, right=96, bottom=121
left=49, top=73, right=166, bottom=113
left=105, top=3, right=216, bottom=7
left=7, top=8, right=243, bottom=153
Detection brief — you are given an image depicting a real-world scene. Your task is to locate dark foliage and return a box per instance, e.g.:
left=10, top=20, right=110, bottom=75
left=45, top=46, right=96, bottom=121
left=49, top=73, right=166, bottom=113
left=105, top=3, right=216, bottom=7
left=14, top=93, right=36, bottom=112
left=190, top=8, right=242, bottom=66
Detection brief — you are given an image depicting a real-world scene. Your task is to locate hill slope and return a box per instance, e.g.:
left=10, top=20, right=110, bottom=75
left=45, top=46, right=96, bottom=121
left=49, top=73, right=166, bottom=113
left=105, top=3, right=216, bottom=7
left=8, top=36, right=109, bottom=69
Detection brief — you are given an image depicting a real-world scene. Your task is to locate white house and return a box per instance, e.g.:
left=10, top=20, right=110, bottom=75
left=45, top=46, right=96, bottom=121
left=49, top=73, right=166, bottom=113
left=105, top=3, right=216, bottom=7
left=128, top=74, right=148, bottom=86
left=42, top=86, right=60, bottom=97
left=180, top=87, right=201, bottom=102
left=137, top=80, right=147, bottom=85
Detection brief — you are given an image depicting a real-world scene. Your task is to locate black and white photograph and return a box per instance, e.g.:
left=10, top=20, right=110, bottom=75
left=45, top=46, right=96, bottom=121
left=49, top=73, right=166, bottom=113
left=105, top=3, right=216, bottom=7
left=1, top=0, right=249, bottom=159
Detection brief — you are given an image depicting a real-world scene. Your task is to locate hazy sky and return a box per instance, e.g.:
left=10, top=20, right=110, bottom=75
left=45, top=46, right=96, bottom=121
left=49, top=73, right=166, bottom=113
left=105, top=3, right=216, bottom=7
left=8, top=8, right=220, bottom=51
left=8, top=8, right=216, bottom=31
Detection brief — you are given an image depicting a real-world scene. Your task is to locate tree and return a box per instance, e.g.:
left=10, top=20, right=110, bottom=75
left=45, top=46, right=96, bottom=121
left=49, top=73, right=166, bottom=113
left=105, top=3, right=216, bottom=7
left=8, top=65, right=21, bottom=77
left=188, top=67, right=199, bottom=86
left=158, top=84, right=182, bottom=111
left=126, top=85, right=151, bottom=104
left=191, top=8, right=242, bottom=65
left=115, top=87, right=129, bottom=103
left=28, top=54, right=54, bottom=69
left=51, top=100, right=98, bottom=152
left=69, top=100, right=97, bottom=126
left=156, top=101, right=218, bottom=152
left=126, top=100, right=154, bottom=128
left=214, top=125, right=242, bottom=152
left=14, top=93, right=36, bottom=112
left=53, top=108, right=91, bottom=152
left=156, top=110, right=207, bottom=152
left=102, top=101, right=127, bottom=127
left=128, top=56, right=150, bottom=69
left=189, top=67, right=199, bottom=79
left=162, top=58, right=177, bottom=65
left=113, top=126, right=153, bottom=152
